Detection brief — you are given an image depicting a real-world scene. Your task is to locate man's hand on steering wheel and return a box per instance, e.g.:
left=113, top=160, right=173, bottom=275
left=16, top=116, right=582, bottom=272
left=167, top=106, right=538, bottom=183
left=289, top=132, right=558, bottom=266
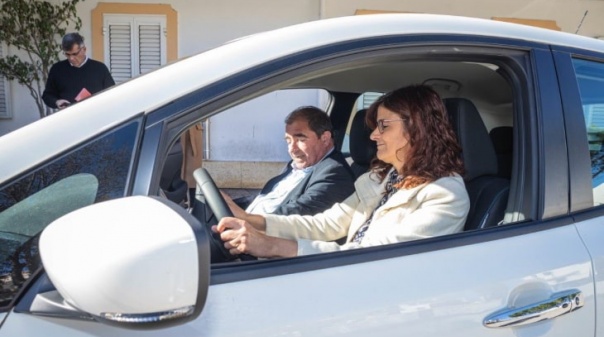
left=193, top=168, right=257, bottom=261
left=219, top=191, right=247, bottom=219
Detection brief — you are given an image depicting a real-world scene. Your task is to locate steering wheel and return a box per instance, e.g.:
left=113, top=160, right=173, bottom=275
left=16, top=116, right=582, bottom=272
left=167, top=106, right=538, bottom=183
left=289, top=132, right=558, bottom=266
left=193, top=168, right=257, bottom=262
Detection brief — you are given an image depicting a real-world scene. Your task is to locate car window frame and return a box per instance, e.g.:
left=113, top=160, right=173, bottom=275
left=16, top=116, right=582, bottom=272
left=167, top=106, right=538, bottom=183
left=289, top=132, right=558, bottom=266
left=136, top=35, right=553, bottom=283
left=553, top=47, right=604, bottom=215
left=552, top=49, right=597, bottom=213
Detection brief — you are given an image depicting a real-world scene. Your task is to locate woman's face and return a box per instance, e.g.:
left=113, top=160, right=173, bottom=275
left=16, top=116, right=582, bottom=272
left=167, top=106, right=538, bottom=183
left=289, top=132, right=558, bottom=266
left=370, top=105, right=409, bottom=171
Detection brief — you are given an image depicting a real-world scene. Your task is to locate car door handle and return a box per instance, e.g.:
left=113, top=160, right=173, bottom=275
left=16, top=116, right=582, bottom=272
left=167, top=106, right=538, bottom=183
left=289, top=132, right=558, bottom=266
left=483, top=289, right=583, bottom=328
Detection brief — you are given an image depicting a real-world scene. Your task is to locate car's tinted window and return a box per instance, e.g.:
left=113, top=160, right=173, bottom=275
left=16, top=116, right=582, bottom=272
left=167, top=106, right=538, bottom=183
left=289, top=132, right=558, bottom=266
left=0, top=121, right=139, bottom=309
left=572, top=58, right=604, bottom=205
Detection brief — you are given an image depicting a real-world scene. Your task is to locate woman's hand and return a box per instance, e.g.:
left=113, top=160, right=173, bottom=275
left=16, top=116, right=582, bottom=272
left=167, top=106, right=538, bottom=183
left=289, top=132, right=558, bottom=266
left=214, top=217, right=298, bottom=258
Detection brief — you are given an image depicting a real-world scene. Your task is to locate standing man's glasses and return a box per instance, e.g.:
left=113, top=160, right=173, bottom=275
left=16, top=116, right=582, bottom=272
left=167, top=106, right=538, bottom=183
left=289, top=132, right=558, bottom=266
left=63, top=48, right=82, bottom=57
left=376, top=118, right=406, bottom=133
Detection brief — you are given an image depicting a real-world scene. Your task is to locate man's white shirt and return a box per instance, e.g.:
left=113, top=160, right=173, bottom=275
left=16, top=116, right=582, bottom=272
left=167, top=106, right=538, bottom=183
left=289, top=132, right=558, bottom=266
left=245, top=165, right=312, bottom=214
left=246, top=147, right=334, bottom=215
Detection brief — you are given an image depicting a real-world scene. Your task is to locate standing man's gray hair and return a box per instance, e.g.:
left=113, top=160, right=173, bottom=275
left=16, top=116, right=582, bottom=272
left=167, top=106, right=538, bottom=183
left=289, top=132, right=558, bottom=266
left=62, top=32, right=85, bottom=51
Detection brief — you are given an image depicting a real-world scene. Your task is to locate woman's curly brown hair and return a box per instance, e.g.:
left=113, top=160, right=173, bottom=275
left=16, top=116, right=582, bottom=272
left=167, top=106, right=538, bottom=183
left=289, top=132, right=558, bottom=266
left=365, top=84, right=464, bottom=189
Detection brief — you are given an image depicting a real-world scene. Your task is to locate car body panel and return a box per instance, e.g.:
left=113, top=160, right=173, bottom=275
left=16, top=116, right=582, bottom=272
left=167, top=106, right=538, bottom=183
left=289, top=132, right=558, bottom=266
left=0, top=224, right=595, bottom=336
left=0, top=13, right=602, bottom=337
left=575, top=217, right=604, bottom=337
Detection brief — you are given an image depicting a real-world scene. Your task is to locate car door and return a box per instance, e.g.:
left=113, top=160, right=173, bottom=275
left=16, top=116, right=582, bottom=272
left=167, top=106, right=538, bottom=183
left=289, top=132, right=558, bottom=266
left=1, top=35, right=596, bottom=337
left=553, top=46, right=604, bottom=337
left=0, top=223, right=593, bottom=337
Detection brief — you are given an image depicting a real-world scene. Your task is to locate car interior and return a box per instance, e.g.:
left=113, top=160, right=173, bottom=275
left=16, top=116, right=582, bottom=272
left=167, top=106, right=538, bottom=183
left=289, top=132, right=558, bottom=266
left=160, top=55, right=518, bottom=262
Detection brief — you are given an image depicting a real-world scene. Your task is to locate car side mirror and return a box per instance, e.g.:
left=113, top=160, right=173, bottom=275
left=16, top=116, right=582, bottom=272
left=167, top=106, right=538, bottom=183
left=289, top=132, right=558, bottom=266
left=39, top=196, right=210, bottom=330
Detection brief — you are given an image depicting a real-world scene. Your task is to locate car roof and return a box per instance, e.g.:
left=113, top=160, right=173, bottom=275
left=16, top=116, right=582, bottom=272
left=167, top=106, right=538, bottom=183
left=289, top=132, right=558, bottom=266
left=1, top=13, right=602, bottom=183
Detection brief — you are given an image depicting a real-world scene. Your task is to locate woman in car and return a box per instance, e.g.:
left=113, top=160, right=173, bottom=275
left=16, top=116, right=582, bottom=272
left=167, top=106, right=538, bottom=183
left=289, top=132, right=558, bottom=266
left=215, top=84, right=470, bottom=257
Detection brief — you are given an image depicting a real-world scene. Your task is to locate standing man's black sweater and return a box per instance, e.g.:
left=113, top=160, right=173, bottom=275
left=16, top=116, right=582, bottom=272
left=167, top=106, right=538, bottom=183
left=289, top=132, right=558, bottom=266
left=42, top=59, right=115, bottom=109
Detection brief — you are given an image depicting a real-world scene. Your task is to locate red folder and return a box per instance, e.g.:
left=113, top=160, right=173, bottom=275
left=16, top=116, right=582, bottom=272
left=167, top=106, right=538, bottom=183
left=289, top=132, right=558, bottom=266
left=74, top=88, right=92, bottom=102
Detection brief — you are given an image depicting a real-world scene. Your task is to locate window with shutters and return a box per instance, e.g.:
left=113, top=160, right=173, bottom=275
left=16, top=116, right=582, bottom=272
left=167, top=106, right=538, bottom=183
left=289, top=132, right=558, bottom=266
left=357, top=92, right=383, bottom=110
left=103, top=14, right=167, bottom=84
left=0, top=44, right=11, bottom=119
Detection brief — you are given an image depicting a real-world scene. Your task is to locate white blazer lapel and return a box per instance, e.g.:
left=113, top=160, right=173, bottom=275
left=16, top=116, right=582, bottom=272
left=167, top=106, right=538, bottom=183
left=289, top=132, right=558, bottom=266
left=347, top=172, right=388, bottom=241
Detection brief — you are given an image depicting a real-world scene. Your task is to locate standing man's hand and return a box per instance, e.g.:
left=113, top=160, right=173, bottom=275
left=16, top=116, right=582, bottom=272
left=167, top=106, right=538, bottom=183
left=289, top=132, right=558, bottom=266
left=56, top=99, right=70, bottom=109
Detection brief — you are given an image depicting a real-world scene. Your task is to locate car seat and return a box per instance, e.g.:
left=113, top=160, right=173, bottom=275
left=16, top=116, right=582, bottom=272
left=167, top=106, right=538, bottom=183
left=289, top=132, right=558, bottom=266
left=160, top=139, right=188, bottom=205
left=443, top=98, right=510, bottom=230
left=489, top=126, right=513, bottom=179
left=348, top=109, right=377, bottom=178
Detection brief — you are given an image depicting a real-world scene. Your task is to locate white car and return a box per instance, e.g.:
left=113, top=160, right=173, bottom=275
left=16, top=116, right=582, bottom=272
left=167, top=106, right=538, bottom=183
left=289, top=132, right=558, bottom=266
left=1, top=13, right=603, bottom=336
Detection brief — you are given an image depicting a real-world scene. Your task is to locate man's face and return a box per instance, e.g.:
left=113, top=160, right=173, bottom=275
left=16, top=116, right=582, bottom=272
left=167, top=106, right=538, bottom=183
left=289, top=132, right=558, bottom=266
left=285, top=119, right=332, bottom=169
left=64, top=44, right=87, bottom=67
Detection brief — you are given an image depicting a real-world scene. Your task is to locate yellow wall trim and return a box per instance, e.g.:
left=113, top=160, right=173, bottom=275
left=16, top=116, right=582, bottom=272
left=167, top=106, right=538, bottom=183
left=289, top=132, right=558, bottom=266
left=354, top=10, right=561, bottom=31
left=491, top=17, right=561, bottom=31
left=91, top=3, right=178, bottom=62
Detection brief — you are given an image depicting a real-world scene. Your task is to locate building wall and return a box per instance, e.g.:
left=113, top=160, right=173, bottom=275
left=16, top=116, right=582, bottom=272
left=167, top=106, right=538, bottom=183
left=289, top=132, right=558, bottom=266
left=3, top=0, right=604, bottom=180
left=0, top=0, right=324, bottom=163
left=323, top=0, right=604, bottom=39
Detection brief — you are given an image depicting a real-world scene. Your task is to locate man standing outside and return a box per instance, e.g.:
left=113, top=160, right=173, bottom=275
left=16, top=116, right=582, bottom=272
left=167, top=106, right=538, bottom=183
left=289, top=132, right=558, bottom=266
left=43, top=32, right=115, bottom=110
left=226, top=106, right=356, bottom=218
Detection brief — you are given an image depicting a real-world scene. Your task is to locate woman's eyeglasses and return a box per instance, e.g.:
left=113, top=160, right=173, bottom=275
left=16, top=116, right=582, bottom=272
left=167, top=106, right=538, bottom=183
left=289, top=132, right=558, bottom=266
left=376, top=118, right=405, bottom=133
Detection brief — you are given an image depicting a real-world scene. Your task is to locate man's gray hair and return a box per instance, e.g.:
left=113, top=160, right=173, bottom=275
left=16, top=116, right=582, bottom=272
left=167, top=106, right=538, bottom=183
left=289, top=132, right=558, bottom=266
left=62, top=32, right=85, bottom=51
left=285, top=106, right=333, bottom=138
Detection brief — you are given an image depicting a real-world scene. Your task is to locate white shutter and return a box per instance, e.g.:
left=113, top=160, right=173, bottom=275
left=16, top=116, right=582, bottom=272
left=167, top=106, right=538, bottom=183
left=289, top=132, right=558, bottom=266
left=138, top=24, right=162, bottom=75
left=108, top=23, right=132, bottom=84
left=357, top=92, right=383, bottom=110
left=0, top=44, right=10, bottom=119
left=104, top=14, right=166, bottom=84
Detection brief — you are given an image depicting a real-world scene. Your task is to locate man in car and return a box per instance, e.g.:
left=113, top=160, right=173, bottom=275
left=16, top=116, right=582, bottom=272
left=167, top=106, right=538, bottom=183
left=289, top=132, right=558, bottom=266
left=227, top=106, right=355, bottom=216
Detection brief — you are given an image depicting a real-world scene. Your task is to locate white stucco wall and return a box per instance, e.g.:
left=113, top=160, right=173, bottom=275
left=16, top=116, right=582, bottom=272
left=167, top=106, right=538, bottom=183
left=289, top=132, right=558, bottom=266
left=323, top=0, right=604, bottom=37
left=3, top=0, right=604, bottom=161
left=0, top=80, right=39, bottom=136
left=170, top=0, right=324, bottom=161
left=0, top=0, right=324, bottom=162
left=208, top=90, right=329, bottom=162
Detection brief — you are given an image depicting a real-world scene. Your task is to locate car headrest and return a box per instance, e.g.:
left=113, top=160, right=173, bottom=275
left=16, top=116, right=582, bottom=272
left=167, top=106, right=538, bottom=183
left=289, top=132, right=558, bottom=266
left=443, top=98, right=498, bottom=181
left=489, top=126, right=513, bottom=154
left=349, top=109, right=376, bottom=165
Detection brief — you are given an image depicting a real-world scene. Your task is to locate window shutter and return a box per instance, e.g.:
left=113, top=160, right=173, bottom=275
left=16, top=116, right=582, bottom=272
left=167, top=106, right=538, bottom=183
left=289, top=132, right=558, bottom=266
left=359, top=92, right=383, bottom=109
left=104, top=14, right=166, bottom=84
left=108, top=24, right=133, bottom=84
left=138, top=24, right=161, bottom=75
left=0, top=44, right=9, bottom=118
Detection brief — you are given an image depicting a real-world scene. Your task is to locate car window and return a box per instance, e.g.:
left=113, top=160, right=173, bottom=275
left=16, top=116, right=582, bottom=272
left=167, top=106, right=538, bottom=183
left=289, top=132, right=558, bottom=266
left=168, top=53, right=524, bottom=266
left=572, top=58, right=604, bottom=205
left=0, top=121, right=139, bottom=309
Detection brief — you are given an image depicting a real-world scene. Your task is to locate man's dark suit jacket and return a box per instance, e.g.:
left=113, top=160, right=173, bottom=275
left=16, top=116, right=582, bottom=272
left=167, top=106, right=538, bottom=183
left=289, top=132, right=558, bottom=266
left=255, top=150, right=356, bottom=216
